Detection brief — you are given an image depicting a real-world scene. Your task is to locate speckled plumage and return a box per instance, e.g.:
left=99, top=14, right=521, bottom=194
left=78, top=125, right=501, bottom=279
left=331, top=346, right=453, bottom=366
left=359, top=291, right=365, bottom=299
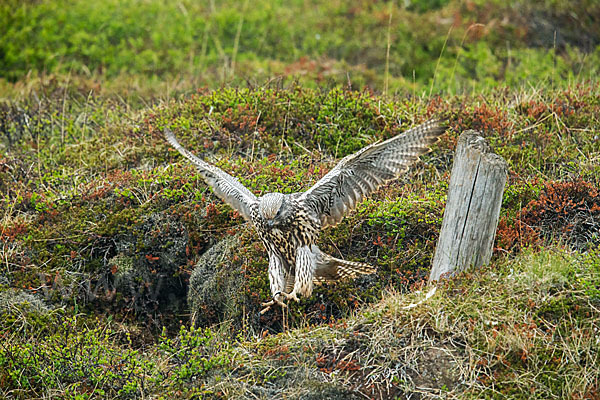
left=164, top=119, right=446, bottom=311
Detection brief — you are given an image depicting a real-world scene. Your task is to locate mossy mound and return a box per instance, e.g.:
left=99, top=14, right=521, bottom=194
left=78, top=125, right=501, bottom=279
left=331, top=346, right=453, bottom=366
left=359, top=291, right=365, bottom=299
left=188, top=235, right=246, bottom=328
left=1, top=85, right=599, bottom=335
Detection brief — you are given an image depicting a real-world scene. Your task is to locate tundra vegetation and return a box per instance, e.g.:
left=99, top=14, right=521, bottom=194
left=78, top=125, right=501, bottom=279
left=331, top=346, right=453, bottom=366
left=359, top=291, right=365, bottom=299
left=0, top=0, right=598, bottom=398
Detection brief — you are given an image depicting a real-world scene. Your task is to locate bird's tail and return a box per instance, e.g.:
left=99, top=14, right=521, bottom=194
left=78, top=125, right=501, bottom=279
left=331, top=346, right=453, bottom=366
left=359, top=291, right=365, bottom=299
left=311, top=245, right=376, bottom=284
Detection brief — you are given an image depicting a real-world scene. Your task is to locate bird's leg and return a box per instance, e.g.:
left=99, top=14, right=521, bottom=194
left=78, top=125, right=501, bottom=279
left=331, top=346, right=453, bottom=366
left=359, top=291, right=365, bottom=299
left=260, top=292, right=287, bottom=315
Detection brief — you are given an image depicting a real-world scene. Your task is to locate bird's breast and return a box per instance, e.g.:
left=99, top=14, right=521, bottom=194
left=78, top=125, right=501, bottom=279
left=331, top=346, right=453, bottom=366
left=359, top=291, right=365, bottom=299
left=253, top=206, right=320, bottom=261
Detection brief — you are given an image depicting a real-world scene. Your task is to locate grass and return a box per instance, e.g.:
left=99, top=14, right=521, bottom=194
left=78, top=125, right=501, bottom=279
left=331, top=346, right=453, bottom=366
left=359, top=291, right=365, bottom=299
left=1, top=0, right=599, bottom=98
left=0, top=0, right=599, bottom=398
left=0, top=82, right=598, bottom=398
left=1, top=85, right=597, bottom=329
left=0, top=247, right=598, bottom=398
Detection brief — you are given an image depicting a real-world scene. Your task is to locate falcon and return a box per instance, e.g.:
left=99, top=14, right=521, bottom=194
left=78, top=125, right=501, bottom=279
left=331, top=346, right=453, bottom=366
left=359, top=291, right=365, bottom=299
left=164, top=119, right=446, bottom=313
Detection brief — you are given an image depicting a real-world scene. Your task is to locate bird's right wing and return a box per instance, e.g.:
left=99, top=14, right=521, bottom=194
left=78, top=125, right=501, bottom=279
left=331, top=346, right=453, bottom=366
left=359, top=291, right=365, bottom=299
left=299, top=119, right=446, bottom=228
left=164, top=128, right=258, bottom=221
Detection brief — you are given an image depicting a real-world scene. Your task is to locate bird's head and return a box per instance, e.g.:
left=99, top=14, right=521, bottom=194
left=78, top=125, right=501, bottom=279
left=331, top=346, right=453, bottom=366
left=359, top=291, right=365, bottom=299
left=258, top=193, right=286, bottom=229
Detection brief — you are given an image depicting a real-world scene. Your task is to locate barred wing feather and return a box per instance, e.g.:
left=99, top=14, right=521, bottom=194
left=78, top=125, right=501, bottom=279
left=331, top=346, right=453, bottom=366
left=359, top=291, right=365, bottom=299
left=164, top=128, right=258, bottom=221
left=300, top=119, right=446, bottom=228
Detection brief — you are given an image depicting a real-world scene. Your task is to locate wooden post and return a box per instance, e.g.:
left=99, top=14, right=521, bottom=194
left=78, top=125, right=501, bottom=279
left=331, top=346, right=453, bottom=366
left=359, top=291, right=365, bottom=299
left=430, top=130, right=508, bottom=281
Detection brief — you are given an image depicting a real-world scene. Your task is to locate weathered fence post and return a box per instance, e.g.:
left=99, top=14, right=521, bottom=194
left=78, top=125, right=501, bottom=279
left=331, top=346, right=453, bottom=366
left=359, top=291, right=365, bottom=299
left=429, top=130, right=508, bottom=281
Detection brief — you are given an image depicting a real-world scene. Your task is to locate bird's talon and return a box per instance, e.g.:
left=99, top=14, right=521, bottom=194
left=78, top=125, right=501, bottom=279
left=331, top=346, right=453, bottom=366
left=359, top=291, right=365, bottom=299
left=259, top=295, right=288, bottom=314
left=259, top=305, right=272, bottom=315
left=260, top=299, right=275, bottom=315
left=280, top=291, right=300, bottom=302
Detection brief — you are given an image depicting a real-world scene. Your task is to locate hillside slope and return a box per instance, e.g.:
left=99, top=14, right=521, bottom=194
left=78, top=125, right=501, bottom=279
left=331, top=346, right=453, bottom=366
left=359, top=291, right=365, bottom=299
left=1, top=1, right=599, bottom=398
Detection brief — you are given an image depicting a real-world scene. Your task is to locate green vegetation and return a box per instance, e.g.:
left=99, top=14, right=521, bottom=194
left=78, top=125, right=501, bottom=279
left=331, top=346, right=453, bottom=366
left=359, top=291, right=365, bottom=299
left=1, top=0, right=599, bottom=398
left=1, top=0, right=599, bottom=96
left=1, top=249, right=598, bottom=398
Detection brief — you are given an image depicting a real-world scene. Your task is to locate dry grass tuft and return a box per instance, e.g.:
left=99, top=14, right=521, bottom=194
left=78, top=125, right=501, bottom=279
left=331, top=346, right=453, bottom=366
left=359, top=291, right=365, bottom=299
left=178, top=247, right=598, bottom=399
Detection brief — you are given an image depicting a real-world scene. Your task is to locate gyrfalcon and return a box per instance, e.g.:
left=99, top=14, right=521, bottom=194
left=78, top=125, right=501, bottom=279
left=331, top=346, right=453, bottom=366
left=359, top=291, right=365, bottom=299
left=164, top=119, right=446, bottom=313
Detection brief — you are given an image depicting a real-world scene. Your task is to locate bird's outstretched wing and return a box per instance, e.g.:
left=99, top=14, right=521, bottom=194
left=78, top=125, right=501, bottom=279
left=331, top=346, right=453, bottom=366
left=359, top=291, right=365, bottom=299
left=164, top=128, right=258, bottom=221
left=299, top=119, right=446, bottom=228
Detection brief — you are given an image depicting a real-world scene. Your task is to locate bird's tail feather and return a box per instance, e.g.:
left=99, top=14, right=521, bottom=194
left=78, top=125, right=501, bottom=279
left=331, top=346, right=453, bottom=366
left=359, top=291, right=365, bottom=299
left=311, top=245, right=376, bottom=284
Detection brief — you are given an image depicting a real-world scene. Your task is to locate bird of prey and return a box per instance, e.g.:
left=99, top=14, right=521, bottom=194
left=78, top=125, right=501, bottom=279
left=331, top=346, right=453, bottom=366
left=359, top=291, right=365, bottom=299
left=164, top=119, right=446, bottom=313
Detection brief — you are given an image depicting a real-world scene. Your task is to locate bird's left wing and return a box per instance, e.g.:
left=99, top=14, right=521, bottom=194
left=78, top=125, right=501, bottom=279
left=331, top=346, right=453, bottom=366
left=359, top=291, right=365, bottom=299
left=299, top=119, right=446, bottom=228
left=164, top=128, right=258, bottom=221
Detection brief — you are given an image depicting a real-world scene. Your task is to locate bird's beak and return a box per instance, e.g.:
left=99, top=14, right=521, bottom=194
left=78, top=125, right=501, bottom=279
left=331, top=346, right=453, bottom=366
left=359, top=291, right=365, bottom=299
left=267, top=220, right=274, bottom=228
